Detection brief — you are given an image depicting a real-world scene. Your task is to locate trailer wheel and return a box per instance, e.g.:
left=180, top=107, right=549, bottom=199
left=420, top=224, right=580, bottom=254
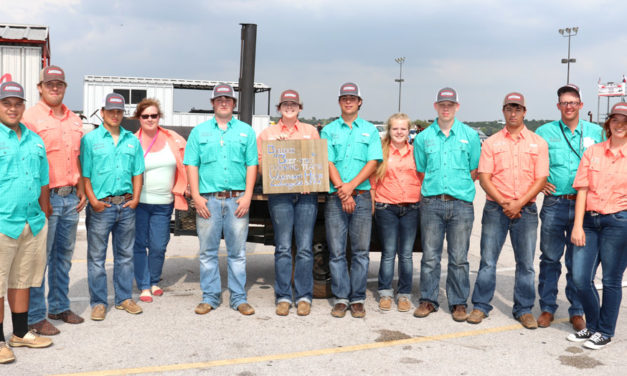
left=312, top=242, right=332, bottom=298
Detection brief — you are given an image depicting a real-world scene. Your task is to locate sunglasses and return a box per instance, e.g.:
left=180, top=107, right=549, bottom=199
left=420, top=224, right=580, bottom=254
left=140, top=114, right=159, bottom=119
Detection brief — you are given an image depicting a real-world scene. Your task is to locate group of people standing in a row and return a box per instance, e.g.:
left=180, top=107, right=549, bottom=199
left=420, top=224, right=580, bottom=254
left=0, top=65, right=625, bottom=365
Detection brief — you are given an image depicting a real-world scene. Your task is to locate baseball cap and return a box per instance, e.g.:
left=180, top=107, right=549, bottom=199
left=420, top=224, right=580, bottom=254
left=211, top=84, right=236, bottom=100
left=339, top=82, right=361, bottom=98
left=503, top=92, right=526, bottom=108
left=40, top=65, right=67, bottom=84
left=278, top=89, right=301, bottom=106
left=0, top=81, right=26, bottom=101
left=610, top=102, right=627, bottom=117
left=436, top=87, right=458, bottom=103
left=557, top=84, right=580, bottom=99
left=102, top=93, right=125, bottom=110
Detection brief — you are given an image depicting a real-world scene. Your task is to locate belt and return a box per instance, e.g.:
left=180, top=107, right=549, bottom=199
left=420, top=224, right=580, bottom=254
left=587, top=211, right=601, bottom=217
left=351, top=190, right=369, bottom=196
left=426, top=194, right=458, bottom=201
left=102, top=193, right=133, bottom=205
left=210, top=190, right=244, bottom=198
left=556, top=194, right=577, bottom=200
left=52, top=186, right=76, bottom=197
left=394, top=202, right=416, bottom=207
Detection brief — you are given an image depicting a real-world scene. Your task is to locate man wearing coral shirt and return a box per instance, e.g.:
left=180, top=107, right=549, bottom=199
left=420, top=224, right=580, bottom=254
left=468, top=92, right=549, bottom=329
left=23, top=66, right=87, bottom=335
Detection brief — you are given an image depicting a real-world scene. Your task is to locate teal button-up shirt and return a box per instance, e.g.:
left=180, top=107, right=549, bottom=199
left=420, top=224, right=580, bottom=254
left=0, top=123, right=49, bottom=239
left=413, top=119, right=481, bottom=202
left=535, top=119, right=603, bottom=195
left=80, top=125, right=144, bottom=200
left=183, top=117, right=258, bottom=193
left=321, top=116, right=383, bottom=193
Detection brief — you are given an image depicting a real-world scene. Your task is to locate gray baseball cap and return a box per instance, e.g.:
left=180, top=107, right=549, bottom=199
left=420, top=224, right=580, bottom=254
left=339, top=82, right=361, bottom=98
left=211, top=84, right=236, bottom=100
left=0, top=81, right=26, bottom=101
left=557, top=83, right=581, bottom=99
left=610, top=102, right=627, bottom=117
left=102, top=93, right=125, bottom=110
left=436, top=87, right=458, bottom=103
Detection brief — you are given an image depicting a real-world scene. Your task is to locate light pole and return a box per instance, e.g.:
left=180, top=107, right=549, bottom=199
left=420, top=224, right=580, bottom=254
left=559, top=27, right=578, bottom=84
left=395, top=57, right=405, bottom=112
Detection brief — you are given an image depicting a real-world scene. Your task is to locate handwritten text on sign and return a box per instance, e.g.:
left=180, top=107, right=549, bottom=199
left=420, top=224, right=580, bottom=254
left=261, top=139, right=329, bottom=194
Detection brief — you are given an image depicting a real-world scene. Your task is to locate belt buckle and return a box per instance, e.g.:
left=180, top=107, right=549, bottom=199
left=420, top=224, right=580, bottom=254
left=110, top=196, right=125, bottom=205
left=590, top=211, right=599, bottom=217
left=57, top=186, right=73, bottom=197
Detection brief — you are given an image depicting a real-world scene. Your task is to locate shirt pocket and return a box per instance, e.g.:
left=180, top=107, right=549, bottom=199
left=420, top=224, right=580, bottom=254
left=120, top=146, right=137, bottom=171
left=30, top=145, right=46, bottom=179
left=425, top=143, right=441, bottom=172
left=38, top=124, right=61, bottom=152
left=353, top=135, right=370, bottom=162
left=493, top=144, right=510, bottom=174
left=548, top=149, right=565, bottom=167
left=0, top=149, right=18, bottom=182
left=522, top=147, right=539, bottom=178
left=199, top=138, right=218, bottom=165
left=71, top=128, right=82, bottom=160
left=229, top=138, right=247, bottom=163
left=331, top=139, right=346, bottom=163
left=93, top=148, right=112, bottom=174
left=451, top=143, right=470, bottom=170
left=588, top=158, right=602, bottom=192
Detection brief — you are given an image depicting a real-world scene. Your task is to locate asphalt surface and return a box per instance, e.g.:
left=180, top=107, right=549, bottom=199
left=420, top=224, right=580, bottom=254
left=2, top=187, right=626, bottom=375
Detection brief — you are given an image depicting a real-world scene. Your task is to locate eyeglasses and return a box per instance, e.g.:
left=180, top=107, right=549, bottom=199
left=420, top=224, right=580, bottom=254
left=43, top=81, right=66, bottom=90
left=559, top=101, right=581, bottom=108
left=140, top=114, right=159, bottom=119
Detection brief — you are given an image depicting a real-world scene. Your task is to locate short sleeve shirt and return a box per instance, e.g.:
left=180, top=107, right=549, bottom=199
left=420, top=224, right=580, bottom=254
left=372, top=143, right=421, bottom=204
left=80, top=125, right=145, bottom=199
left=22, top=100, right=84, bottom=188
left=321, top=116, right=383, bottom=193
left=414, top=119, right=481, bottom=202
left=478, top=126, right=549, bottom=201
left=573, top=140, right=627, bottom=214
left=184, top=117, right=258, bottom=193
left=0, top=123, right=49, bottom=239
left=535, top=119, right=603, bottom=195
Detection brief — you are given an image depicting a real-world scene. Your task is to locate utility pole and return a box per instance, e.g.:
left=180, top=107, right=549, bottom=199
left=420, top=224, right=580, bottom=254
left=395, top=57, right=405, bottom=112
left=559, top=27, right=578, bottom=84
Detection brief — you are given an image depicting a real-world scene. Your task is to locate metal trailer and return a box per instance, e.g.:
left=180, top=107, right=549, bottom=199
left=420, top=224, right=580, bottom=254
left=82, top=75, right=272, bottom=133
left=0, top=23, right=50, bottom=106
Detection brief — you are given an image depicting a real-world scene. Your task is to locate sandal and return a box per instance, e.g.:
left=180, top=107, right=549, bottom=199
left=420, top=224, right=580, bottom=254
left=139, top=290, right=153, bottom=303
left=151, top=285, right=163, bottom=296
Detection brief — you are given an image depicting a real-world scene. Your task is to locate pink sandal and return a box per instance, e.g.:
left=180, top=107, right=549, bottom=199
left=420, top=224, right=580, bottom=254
left=139, top=290, right=153, bottom=303
left=151, top=285, right=163, bottom=296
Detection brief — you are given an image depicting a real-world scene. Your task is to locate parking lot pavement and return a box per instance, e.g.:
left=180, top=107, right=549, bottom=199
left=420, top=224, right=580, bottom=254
left=2, top=189, right=626, bottom=375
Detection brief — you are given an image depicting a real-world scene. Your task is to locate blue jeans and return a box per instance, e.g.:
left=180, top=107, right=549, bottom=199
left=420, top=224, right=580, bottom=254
left=471, top=200, right=538, bottom=318
left=28, top=191, right=79, bottom=324
left=325, top=192, right=372, bottom=305
left=86, top=203, right=136, bottom=307
left=374, top=202, right=419, bottom=300
left=268, top=193, right=318, bottom=304
left=196, top=194, right=249, bottom=309
left=419, top=197, right=474, bottom=310
left=572, top=211, right=627, bottom=338
left=133, top=202, right=174, bottom=290
left=538, top=195, right=583, bottom=317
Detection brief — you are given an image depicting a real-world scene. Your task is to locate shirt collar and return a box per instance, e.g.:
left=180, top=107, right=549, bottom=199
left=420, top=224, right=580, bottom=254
left=340, top=116, right=362, bottom=128
left=210, top=116, right=234, bottom=130
left=37, top=100, right=69, bottom=120
left=278, top=119, right=300, bottom=133
left=559, top=119, right=582, bottom=135
left=390, top=142, right=411, bottom=156
left=0, top=122, right=27, bottom=138
left=603, top=139, right=627, bottom=158
left=502, top=125, right=529, bottom=140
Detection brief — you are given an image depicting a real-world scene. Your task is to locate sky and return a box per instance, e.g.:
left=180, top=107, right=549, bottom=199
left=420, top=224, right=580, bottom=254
left=2, top=0, right=627, bottom=123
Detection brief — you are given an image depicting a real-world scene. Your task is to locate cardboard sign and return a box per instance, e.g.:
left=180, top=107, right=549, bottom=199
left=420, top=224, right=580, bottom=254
left=261, top=139, right=329, bottom=194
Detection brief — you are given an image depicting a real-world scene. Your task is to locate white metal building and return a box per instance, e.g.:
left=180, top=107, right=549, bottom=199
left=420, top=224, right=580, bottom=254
left=83, top=75, right=272, bottom=134
left=0, top=23, right=50, bottom=106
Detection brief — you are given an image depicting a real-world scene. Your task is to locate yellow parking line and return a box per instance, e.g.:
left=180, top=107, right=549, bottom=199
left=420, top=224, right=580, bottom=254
left=51, top=318, right=569, bottom=376
left=71, top=251, right=275, bottom=263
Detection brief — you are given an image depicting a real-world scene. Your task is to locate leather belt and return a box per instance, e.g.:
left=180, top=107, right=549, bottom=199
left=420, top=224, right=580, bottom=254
left=395, top=202, right=416, bottom=207
left=351, top=190, right=369, bottom=196
left=210, top=190, right=244, bottom=198
left=556, top=194, right=577, bottom=200
left=52, top=186, right=76, bottom=197
left=102, top=193, right=132, bottom=205
left=426, top=194, right=458, bottom=201
left=587, top=211, right=601, bottom=217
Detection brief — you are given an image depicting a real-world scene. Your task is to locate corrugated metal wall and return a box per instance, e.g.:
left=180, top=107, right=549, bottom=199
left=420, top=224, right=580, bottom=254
left=0, top=46, right=42, bottom=107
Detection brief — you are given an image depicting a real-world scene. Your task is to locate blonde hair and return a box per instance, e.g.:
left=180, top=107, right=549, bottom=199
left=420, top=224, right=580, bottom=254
left=374, top=113, right=411, bottom=182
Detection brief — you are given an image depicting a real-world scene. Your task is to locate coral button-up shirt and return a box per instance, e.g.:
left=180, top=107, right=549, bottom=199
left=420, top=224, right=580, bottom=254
left=573, top=140, right=627, bottom=214
left=22, top=100, right=83, bottom=188
left=372, top=143, right=421, bottom=204
left=478, top=126, right=549, bottom=202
